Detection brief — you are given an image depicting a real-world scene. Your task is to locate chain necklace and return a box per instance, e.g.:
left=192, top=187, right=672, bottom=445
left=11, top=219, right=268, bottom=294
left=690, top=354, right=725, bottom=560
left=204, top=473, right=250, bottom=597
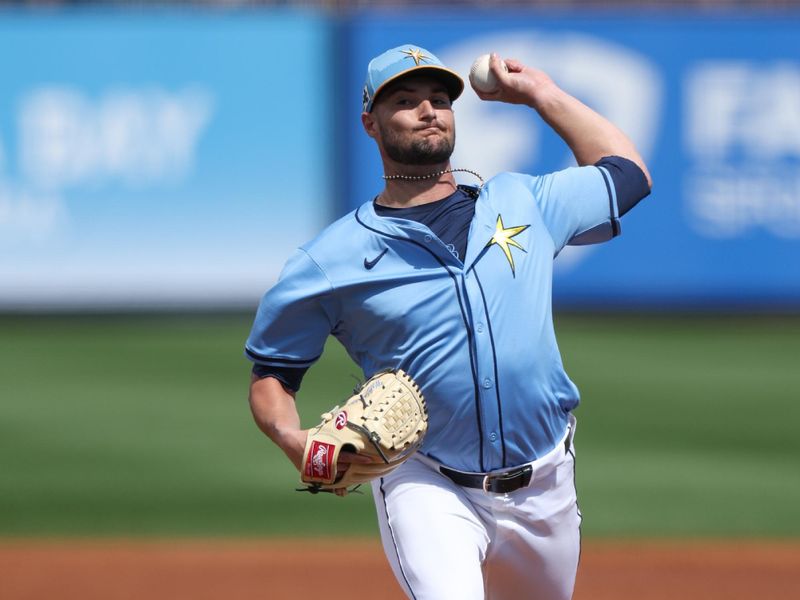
left=382, top=167, right=484, bottom=187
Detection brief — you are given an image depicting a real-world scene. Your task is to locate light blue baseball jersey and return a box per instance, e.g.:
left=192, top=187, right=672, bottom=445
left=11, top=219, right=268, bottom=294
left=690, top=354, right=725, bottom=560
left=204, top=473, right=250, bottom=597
left=246, top=165, right=620, bottom=472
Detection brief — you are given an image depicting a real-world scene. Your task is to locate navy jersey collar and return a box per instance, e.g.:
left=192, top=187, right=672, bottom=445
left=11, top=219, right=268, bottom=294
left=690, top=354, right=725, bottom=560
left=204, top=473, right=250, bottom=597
left=355, top=183, right=493, bottom=270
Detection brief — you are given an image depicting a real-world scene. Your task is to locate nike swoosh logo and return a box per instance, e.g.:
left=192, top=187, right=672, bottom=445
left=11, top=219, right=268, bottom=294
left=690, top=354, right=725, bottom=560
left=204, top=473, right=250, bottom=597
left=364, top=248, right=388, bottom=270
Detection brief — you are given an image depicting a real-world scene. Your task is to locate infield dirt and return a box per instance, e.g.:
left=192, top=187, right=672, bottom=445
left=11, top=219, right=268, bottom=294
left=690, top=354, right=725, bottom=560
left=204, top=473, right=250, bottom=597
left=1, top=539, right=798, bottom=599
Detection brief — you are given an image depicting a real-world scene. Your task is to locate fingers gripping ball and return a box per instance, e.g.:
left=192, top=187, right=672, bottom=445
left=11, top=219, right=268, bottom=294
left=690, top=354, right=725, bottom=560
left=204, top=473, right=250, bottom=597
left=300, top=369, right=427, bottom=494
left=469, top=53, right=508, bottom=93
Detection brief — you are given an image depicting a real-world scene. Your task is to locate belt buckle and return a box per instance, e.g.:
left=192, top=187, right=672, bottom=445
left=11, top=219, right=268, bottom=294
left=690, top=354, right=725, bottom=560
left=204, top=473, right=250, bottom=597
left=482, top=464, right=533, bottom=493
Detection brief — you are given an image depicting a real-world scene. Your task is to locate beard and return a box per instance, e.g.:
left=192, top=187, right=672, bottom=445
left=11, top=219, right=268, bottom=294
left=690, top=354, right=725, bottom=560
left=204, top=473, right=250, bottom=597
left=380, top=125, right=456, bottom=166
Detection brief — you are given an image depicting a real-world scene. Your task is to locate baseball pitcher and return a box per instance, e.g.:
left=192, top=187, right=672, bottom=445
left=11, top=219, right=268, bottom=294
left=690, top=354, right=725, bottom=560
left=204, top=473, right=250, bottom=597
left=246, top=45, right=652, bottom=599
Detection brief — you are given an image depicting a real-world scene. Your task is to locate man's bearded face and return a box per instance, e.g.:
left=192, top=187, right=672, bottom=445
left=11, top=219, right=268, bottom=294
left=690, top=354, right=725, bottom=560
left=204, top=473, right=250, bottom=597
left=377, top=118, right=456, bottom=166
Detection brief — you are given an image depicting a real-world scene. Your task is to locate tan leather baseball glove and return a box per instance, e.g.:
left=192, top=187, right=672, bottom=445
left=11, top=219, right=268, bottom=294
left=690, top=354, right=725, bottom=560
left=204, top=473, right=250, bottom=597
left=299, top=369, right=427, bottom=494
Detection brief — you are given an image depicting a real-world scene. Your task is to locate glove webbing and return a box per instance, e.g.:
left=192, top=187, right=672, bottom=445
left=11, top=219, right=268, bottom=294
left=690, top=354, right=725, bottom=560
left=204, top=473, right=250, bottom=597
left=346, top=421, right=390, bottom=463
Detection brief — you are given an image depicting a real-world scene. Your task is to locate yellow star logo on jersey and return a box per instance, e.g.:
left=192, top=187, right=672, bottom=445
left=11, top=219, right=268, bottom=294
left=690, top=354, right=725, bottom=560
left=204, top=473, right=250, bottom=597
left=400, top=48, right=429, bottom=66
left=486, top=214, right=530, bottom=277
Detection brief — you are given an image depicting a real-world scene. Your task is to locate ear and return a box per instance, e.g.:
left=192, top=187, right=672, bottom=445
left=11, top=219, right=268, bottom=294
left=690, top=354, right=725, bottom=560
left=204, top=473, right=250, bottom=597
left=361, top=111, right=379, bottom=139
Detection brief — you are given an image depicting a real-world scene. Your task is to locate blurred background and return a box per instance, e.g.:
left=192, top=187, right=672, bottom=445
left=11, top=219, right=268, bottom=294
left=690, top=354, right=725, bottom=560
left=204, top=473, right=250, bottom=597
left=1, top=0, right=799, bottom=550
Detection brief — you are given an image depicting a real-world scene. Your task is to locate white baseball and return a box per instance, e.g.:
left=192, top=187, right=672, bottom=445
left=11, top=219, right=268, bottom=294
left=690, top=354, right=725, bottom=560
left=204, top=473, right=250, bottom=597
left=469, top=53, right=508, bottom=93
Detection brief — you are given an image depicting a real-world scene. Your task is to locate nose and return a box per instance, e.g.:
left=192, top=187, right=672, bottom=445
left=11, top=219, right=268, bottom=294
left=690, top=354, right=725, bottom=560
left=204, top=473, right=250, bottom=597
left=418, top=99, right=436, bottom=120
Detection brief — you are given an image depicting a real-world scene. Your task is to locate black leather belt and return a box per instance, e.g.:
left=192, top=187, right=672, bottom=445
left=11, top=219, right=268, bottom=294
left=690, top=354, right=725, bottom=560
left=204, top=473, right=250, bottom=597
left=439, top=435, right=571, bottom=494
left=440, top=464, right=533, bottom=493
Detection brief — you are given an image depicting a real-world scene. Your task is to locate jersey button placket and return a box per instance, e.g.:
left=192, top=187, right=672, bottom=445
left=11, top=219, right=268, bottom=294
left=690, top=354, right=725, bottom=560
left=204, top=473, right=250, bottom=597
left=463, top=270, right=501, bottom=468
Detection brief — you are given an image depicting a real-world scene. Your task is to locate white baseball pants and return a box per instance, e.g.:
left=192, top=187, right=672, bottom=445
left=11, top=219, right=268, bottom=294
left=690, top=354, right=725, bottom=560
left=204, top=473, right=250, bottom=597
left=372, top=417, right=581, bottom=600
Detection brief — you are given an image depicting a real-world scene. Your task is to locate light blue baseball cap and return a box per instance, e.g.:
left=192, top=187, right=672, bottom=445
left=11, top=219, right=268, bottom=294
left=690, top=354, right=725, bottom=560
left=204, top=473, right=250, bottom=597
left=362, top=44, right=464, bottom=112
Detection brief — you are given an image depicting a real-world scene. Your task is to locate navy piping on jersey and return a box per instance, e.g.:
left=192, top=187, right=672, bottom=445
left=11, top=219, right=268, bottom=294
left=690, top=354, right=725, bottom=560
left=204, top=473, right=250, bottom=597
left=596, top=167, right=620, bottom=237
left=568, top=446, right=583, bottom=567
left=379, top=478, right=417, bottom=600
left=245, top=347, right=321, bottom=366
left=474, top=270, right=507, bottom=468
left=355, top=208, right=486, bottom=470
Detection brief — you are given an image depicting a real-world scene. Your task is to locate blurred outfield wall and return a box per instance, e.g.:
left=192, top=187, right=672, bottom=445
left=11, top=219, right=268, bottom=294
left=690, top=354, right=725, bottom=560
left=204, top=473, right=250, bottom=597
left=0, top=10, right=333, bottom=310
left=1, top=8, right=799, bottom=310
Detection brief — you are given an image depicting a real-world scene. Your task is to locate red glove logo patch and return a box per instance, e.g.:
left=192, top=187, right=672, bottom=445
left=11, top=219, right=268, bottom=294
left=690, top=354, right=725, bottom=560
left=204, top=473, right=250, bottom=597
left=305, top=441, right=335, bottom=481
left=334, top=411, right=348, bottom=430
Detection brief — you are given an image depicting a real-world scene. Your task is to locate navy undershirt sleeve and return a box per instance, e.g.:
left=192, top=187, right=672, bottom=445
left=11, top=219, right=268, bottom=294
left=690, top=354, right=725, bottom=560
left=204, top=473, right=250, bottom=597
left=595, top=155, right=650, bottom=216
left=251, top=363, right=308, bottom=393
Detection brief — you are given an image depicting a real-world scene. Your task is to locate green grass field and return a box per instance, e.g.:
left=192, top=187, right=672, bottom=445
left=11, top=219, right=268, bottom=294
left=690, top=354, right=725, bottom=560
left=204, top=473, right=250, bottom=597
left=1, top=313, right=798, bottom=538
